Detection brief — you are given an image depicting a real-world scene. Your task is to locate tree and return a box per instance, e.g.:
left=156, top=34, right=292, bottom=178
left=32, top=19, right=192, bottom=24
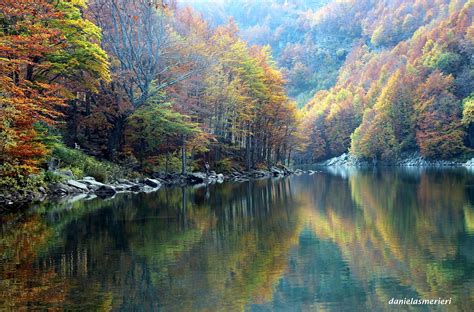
left=462, top=94, right=474, bottom=147
left=414, top=72, right=465, bottom=159
left=0, top=0, right=109, bottom=173
left=351, top=72, right=403, bottom=160
left=125, top=85, right=202, bottom=173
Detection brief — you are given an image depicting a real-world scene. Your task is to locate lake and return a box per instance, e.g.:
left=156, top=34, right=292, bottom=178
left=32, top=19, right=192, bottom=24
left=1, top=168, right=474, bottom=311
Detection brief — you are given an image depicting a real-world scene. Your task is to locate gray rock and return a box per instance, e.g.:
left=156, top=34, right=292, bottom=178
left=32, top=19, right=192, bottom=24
left=144, top=178, right=161, bottom=188
left=464, top=158, right=474, bottom=167
left=186, top=172, right=207, bottom=184
left=78, top=179, right=106, bottom=191
left=95, top=185, right=116, bottom=197
left=270, top=167, right=284, bottom=177
left=142, top=185, right=159, bottom=193
left=49, top=182, right=75, bottom=195
left=66, top=180, right=89, bottom=192
left=216, top=173, right=225, bottom=183
left=117, top=178, right=133, bottom=184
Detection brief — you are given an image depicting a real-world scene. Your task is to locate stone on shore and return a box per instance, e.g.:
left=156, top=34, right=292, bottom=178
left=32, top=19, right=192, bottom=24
left=144, top=178, right=161, bottom=188
left=186, top=172, right=207, bottom=184
left=66, top=180, right=89, bottom=192
left=78, top=178, right=106, bottom=191
left=95, top=185, right=117, bottom=198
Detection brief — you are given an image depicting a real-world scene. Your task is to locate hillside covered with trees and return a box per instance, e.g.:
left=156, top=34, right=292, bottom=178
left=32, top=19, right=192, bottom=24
left=186, top=0, right=473, bottom=163
left=296, top=0, right=473, bottom=163
left=1, top=0, right=473, bottom=198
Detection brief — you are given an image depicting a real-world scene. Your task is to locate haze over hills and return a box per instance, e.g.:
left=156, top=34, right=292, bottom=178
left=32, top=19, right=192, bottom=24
left=179, top=0, right=335, bottom=105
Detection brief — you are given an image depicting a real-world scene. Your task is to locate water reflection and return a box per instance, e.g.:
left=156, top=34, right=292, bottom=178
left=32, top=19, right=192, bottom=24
left=0, top=169, right=473, bottom=311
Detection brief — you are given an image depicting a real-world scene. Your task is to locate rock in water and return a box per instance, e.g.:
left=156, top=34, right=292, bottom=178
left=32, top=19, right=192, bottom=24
left=464, top=158, right=474, bottom=167
left=95, top=185, right=117, bottom=198
left=144, top=178, right=161, bottom=188
left=186, top=172, right=207, bottom=184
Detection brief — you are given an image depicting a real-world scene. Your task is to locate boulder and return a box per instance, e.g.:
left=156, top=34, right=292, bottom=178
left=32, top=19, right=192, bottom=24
left=95, top=185, right=116, bottom=197
left=270, top=167, right=284, bottom=177
left=49, top=182, right=75, bottom=195
left=216, top=174, right=225, bottom=183
left=144, top=178, right=161, bottom=188
left=78, top=178, right=106, bottom=191
left=464, top=158, right=474, bottom=167
left=186, top=172, right=207, bottom=184
left=66, top=180, right=89, bottom=192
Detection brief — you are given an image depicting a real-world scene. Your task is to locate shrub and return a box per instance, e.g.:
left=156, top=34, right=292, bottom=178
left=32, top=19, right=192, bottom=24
left=52, top=145, right=124, bottom=182
left=214, top=158, right=235, bottom=173
left=0, top=163, right=46, bottom=194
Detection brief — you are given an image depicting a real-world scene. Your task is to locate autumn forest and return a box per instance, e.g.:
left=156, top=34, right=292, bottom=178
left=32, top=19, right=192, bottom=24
left=1, top=0, right=474, bottom=193
left=1, top=1, right=474, bottom=310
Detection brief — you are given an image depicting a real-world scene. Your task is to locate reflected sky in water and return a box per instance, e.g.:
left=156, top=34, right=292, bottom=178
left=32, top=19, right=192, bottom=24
left=1, top=168, right=474, bottom=311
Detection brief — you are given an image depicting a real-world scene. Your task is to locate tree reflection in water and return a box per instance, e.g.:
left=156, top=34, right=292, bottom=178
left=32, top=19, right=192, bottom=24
left=0, top=168, right=473, bottom=311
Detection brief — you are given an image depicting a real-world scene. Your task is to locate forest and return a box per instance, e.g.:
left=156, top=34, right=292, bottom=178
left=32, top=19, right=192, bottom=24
left=1, top=0, right=473, bottom=194
left=0, top=0, right=300, bottom=193
left=188, top=0, right=473, bottom=163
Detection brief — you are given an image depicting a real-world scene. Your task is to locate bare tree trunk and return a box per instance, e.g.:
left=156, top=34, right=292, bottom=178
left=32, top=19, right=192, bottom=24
left=181, top=136, right=187, bottom=175
left=245, top=133, right=251, bottom=171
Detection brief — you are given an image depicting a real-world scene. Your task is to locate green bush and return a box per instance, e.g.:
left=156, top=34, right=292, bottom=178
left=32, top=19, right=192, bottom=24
left=214, top=158, right=235, bottom=173
left=52, top=145, right=124, bottom=182
left=0, top=163, right=46, bottom=194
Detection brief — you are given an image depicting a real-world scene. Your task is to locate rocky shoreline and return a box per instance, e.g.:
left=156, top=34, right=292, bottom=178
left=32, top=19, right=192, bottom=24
left=320, top=152, right=474, bottom=168
left=0, top=166, right=297, bottom=208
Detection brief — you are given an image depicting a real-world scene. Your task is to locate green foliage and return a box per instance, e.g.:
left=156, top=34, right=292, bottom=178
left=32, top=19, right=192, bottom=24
left=52, top=145, right=124, bottom=182
left=128, top=104, right=200, bottom=151
left=48, top=0, right=111, bottom=89
left=125, top=86, right=203, bottom=166
left=214, top=158, right=237, bottom=173
left=435, top=52, right=463, bottom=74
left=0, top=163, right=46, bottom=194
left=43, top=170, right=64, bottom=184
left=351, top=108, right=400, bottom=160
left=462, top=94, right=474, bottom=126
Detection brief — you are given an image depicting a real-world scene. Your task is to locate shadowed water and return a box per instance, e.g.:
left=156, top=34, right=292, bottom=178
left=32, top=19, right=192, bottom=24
left=1, top=168, right=474, bottom=311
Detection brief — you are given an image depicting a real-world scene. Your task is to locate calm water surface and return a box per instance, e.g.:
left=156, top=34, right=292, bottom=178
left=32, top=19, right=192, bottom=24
left=1, top=168, right=474, bottom=311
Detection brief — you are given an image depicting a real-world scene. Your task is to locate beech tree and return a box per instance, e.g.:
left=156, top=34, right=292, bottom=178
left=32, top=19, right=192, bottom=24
left=415, top=72, right=465, bottom=159
left=0, top=0, right=109, bottom=172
